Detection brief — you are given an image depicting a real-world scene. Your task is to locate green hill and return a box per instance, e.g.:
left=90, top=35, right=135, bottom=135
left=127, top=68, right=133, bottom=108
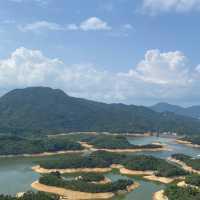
left=0, top=87, right=199, bottom=135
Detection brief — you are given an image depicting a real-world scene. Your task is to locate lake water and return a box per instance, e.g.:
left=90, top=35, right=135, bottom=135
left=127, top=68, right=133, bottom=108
left=0, top=136, right=200, bottom=199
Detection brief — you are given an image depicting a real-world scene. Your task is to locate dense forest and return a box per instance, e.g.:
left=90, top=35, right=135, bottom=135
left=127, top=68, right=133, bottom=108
left=39, top=172, right=133, bottom=193
left=0, top=87, right=199, bottom=135
left=0, top=135, right=82, bottom=155
left=164, top=184, right=200, bottom=200
left=0, top=192, right=59, bottom=200
left=185, top=174, right=200, bottom=187
left=172, top=154, right=200, bottom=170
left=73, top=173, right=105, bottom=182
left=39, top=151, right=187, bottom=178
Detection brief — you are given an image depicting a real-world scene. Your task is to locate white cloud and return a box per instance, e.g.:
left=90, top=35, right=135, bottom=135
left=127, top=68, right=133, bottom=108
left=80, top=17, right=111, bottom=31
left=128, top=49, right=192, bottom=85
left=0, top=47, right=199, bottom=104
left=142, top=0, right=200, bottom=14
left=123, top=24, right=133, bottom=30
left=19, top=17, right=111, bottom=33
left=18, top=21, right=65, bottom=32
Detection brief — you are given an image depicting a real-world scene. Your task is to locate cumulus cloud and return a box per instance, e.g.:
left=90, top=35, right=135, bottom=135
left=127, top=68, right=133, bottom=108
left=128, top=49, right=192, bottom=85
left=142, top=0, right=200, bottom=14
left=18, top=21, right=66, bottom=32
left=19, top=17, right=111, bottom=33
left=80, top=17, right=111, bottom=31
left=0, top=47, right=199, bottom=104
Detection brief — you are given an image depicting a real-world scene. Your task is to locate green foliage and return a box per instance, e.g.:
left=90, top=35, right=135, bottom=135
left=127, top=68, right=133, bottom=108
left=39, top=151, right=186, bottom=178
left=172, top=154, right=200, bottom=170
left=78, top=173, right=105, bottom=182
left=185, top=174, right=200, bottom=187
left=0, top=135, right=82, bottom=155
left=0, top=191, right=59, bottom=200
left=0, top=87, right=199, bottom=135
left=123, top=155, right=187, bottom=177
left=82, top=134, right=162, bottom=149
left=164, top=184, right=200, bottom=200
left=39, top=173, right=133, bottom=193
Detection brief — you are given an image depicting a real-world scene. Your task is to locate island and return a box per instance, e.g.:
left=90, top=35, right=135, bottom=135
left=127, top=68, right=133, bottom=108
left=0, top=135, right=84, bottom=156
left=79, top=134, right=169, bottom=152
left=31, top=172, right=139, bottom=200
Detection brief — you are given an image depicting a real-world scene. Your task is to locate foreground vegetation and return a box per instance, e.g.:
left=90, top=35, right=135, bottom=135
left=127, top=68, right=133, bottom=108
left=39, top=151, right=187, bottom=178
left=39, top=173, right=133, bottom=193
left=0, top=191, right=59, bottom=200
left=172, top=154, right=200, bottom=170
left=185, top=174, right=200, bottom=187
left=164, top=184, right=200, bottom=200
left=76, top=173, right=105, bottom=182
left=0, top=135, right=83, bottom=155
left=82, top=134, right=162, bottom=149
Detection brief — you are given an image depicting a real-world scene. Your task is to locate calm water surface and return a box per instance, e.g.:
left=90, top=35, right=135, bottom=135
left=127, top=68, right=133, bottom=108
left=0, top=136, right=200, bottom=199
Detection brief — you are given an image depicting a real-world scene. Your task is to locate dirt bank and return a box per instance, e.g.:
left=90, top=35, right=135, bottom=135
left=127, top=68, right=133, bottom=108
left=32, top=165, right=112, bottom=174
left=153, top=190, right=168, bottom=200
left=168, top=157, right=200, bottom=174
left=176, top=140, right=200, bottom=148
left=31, top=181, right=139, bottom=200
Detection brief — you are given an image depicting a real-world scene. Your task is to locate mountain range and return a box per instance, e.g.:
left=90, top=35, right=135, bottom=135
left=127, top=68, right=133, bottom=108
left=150, top=103, right=200, bottom=119
left=0, top=87, right=199, bottom=135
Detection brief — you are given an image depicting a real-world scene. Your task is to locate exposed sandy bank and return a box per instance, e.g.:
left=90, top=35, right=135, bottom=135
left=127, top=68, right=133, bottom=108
left=16, top=192, right=25, bottom=198
left=177, top=181, right=199, bottom=189
left=119, top=167, right=155, bottom=176
left=176, top=140, right=200, bottom=148
left=168, top=157, right=200, bottom=174
left=153, top=190, right=168, bottom=200
left=31, top=181, right=139, bottom=200
left=32, top=165, right=112, bottom=174
left=120, top=167, right=178, bottom=184
left=144, top=175, right=174, bottom=184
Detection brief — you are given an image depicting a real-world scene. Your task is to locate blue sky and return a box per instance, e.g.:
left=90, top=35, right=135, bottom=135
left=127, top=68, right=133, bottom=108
left=0, top=0, right=200, bottom=106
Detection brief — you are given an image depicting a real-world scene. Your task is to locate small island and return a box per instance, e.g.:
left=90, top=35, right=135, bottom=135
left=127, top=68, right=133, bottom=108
left=31, top=172, right=139, bottom=200
left=176, top=136, right=200, bottom=148
left=79, top=134, right=169, bottom=152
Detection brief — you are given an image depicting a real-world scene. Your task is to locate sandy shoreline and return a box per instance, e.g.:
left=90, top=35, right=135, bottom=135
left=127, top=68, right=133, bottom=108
left=48, top=132, right=151, bottom=138
left=153, top=190, right=168, bottom=200
left=176, top=139, right=200, bottom=148
left=33, top=164, right=179, bottom=184
left=168, top=157, right=200, bottom=174
left=32, top=165, right=112, bottom=174
left=31, top=181, right=140, bottom=200
left=177, top=181, right=199, bottom=189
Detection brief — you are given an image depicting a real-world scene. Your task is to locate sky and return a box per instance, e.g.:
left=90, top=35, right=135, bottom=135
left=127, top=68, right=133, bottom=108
left=0, top=0, right=200, bottom=106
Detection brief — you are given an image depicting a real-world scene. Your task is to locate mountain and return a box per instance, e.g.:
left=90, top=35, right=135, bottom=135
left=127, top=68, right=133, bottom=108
left=0, top=87, right=200, bottom=135
left=150, top=103, right=200, bottom=119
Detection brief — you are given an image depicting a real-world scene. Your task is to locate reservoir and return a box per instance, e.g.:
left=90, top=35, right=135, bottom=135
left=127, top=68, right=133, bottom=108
left=0, top=136, right=200, bottom=199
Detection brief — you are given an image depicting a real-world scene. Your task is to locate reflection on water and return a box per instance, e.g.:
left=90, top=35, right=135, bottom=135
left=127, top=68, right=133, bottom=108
left=0, top=136, right=200, bottom=199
